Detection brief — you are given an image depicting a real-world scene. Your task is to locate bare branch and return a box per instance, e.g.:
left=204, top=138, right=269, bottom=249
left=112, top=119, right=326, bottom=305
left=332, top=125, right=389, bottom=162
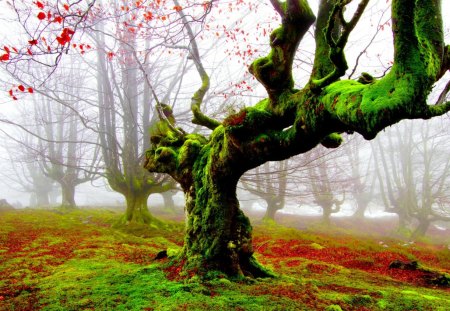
left=435, top=80, right=450, bottom=106
left=173, top=0, right=220, bottom=131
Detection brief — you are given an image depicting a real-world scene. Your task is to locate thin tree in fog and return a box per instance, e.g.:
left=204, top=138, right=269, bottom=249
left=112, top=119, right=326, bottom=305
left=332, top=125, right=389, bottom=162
left=241, top=160, right=288, bottom=222
left=373, top=119, right=450, bottom=238
left=304, top=146, right=348, bottom=224
left=343, top=135, right=376, bottom=218
left=0, top=138, right=58, bottom=206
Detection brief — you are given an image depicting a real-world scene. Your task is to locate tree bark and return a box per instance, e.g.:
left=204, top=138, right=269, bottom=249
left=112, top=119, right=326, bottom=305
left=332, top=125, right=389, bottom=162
left=411, top=217, right=431, bottom=239
left=60, top=182, right=76, bottom=208
left=146, top=131, right=272, bottom=278
left=182, top=172, right=266, bottom=277
left=123, top=191, right=153, bottom=224
left=33, top=190, right=50, bottom=206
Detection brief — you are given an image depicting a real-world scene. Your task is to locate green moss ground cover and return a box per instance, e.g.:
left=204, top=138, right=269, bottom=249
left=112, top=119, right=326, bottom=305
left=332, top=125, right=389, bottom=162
left=1, top=208, right=449, bottom=310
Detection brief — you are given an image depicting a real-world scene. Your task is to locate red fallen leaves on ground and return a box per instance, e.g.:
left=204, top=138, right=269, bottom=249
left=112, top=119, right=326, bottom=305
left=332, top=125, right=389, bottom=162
left=253, top=236, right=449, bottom=288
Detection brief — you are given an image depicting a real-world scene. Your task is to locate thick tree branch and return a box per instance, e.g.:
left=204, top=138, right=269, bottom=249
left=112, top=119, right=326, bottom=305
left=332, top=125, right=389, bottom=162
left=310, top=0, right=370, bottom=91
left=249, top=0, right=316, bottom=101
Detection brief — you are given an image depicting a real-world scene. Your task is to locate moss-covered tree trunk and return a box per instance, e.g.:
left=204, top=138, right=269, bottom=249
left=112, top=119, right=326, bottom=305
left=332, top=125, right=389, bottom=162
left=183, top=166, right=266, bottom=277
left=146, top=129, right=272, bottom=277
left=123, top=190, right=153, bottom=224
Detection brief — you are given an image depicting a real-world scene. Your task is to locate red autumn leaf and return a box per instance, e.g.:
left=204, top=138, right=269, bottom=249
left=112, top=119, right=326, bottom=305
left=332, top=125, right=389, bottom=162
left=35, top=1, right=44, bottom=9
left=173, top=5, right=182, bottom=11
left=56, top=28, right=75, bottom=45
left=4, top=46, right=10, bottom=53
left=37, top=11, right=46, bottom=20
left=12, top=96, right=18, bottom=100
left=18, top=85, right=25, bottom=92
left=27, top=48, right=33, bottom=55
left=56, top=37, right=66, bottom=45
left=8, top=89, right=13, bottom=96
left=63, top=4, right=69, bottom=10
left=54, top=16, right=63, bottom=23
left=28, top=39, right=38, bottom=45
left=28, top=87, right=34, bottom=93
left=0, top=54, right=9, bottom=61
left=144, top=12, right=153, bottom=21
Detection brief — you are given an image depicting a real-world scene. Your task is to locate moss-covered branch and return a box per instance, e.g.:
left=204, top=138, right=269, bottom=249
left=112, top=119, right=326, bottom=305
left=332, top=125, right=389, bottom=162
left=310, top=0, right=369, bottom=90
left=249, top=0, right=315, bottom=101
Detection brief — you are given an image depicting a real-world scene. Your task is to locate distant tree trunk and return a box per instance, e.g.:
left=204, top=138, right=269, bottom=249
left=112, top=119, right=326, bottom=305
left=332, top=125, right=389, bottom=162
left=123, top=191, right=153, bottom=224
left=262, top=197, right=284, bottom=222
left=352, top=193, right=370, bottom=218
left=60, top=182, right=76, bottom=208
left=162, top=190, right=176, bottom=211
left=411, top=217, right=431, bottom=239
left=322, top=204, right=333, bottom=225
left=35, top=190, right=50, bottom=206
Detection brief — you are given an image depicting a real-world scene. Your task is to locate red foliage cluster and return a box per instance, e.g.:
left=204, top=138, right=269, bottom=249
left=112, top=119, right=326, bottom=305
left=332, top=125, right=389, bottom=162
left=56, top=28, right=75, bottom=46
left=223, top=110, right=247, bottom=126
left=7, top=85, right=34, bottom=101
left=163, top=259, right=185, bottom=281
left=251, top=283, right=321, bottom=309
left=253, top=235, right=449, bottom=288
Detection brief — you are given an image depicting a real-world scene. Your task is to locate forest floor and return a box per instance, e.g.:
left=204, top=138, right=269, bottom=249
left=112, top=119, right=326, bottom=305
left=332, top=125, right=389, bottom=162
left=1, top=206, right=449, bottom=310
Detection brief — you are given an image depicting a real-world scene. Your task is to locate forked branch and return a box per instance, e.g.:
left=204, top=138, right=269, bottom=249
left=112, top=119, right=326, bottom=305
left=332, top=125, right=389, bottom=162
left=249, top=0, right=316, bottom=101
left=311, top=0, right=369, bottom=90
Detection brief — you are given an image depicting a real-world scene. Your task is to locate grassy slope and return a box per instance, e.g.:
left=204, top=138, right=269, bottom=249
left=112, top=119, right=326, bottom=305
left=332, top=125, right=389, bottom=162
left=0, top=208, right=449, bottom=311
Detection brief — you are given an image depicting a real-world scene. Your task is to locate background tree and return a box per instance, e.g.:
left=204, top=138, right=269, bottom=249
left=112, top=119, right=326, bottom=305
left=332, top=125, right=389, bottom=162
left=373, top=119, right=450, bottom=238
left=0, top=60, right=100, bottom=208
left=304, top=146, right=348, bottom=224
left=343, top=135, right=375, bottom=218
left=0, top=135, right=59, bottom=207
left=241, top=160, right=288, bottom=223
